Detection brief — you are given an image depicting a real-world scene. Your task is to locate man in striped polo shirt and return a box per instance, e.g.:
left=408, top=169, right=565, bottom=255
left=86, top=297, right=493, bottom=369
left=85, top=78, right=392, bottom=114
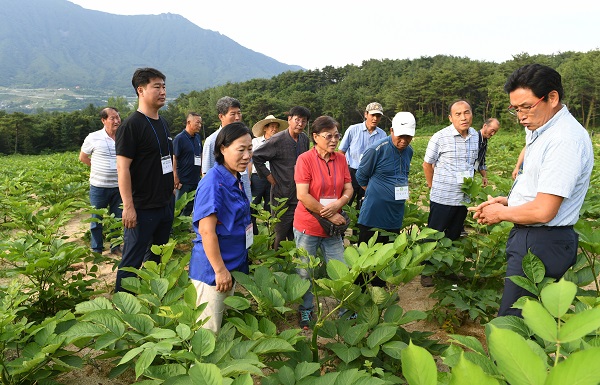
left=471, top=64, right=594, bottom=317
left=79, top=107, right=123, bottom=255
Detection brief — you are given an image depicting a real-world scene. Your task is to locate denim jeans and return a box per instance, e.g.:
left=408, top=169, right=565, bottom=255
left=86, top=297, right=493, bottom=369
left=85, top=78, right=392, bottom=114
left=115, top=196, right=174, bottom=292
left=89, top=185, right=122, bottom=252
left=294, top=228, right=345, bottom=311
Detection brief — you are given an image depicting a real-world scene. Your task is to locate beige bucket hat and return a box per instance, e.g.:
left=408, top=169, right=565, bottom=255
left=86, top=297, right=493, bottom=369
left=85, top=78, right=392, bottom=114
left=251, top=115, right=288, bottom=137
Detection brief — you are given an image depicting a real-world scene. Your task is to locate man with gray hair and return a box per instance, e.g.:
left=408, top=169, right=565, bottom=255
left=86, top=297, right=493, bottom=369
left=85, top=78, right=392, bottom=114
left=476, top=118, right=500, bottom=187
left=79, top=107, right=123, bottom=255
left=201, top=96, right=251, bottom=201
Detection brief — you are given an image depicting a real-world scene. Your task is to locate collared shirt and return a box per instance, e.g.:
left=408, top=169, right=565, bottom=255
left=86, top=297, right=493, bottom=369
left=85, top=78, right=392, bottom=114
left=508, top=105, right=593, bottom=226
left=424, top=125, right=479, bottom=206
left=475, top=130, right=487, bottom=171
left=80, top=128, right=119, bottom=188
left=251, top=135, right=270, bottom=173
left=252, top=129, right=310, bottom=205
left=189, top=163, right=250, bottom=285
left=356, top=137, right=413, bottom=229
left=339, top=122, right=387, bottom=169
left=173, top=129, right=202, bottom=184
left=201, top=127, right=221, bottom=175
left=293, top=148, right=351, bottom=237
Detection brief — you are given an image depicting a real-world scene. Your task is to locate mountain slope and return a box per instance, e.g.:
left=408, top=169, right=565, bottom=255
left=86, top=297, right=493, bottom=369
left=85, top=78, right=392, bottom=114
left=0, top=0, right=302, bottom=96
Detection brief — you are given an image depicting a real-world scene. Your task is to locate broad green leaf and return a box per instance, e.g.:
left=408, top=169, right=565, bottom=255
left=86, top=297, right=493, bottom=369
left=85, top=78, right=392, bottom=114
left=448, top=334, right=486, bottom=355
left=521, top=300, right=558, bottom=342
left=545, top=348, right=600, bottom=385
left=398, top=310, right=428, bottom=324
left=327, top=259, right=350, bottom=280
left=488, top=325, right=547, bottom=385
left=119, top=346, right=144, bottom=365
left=188, top=362, right=222, bottom=385
left=295, top=361, right=320, bottom=380
left=224, top=295, right=251, bottom=311
left=62, top=322, right=108, bottom=344
left=284, top=274, right=311, bottom=302
left=75, top=297, right=113, bottom=313
left=449, top=353, right=500, bottom=385
left=540, top=279, right=577, bottom=318
left=382, top=304, right=404, bottom=323
left=253, top=338, right=295, bottom=354
left=113, top=292, right=142, bottom=314
left=401, top=341, right=437, bottom=385
left=231, top=374, right=253, bottom=385
left=366, top=325, right=397, bottom=349
left=144, top=363, right=187, bottom=380
left=277, top=365, right=295, bottom=385
left=327, top=343, right=361, bottom=363
left=508, top=276, right=539, bottom=297
left=191, top=328, right=216, bottom=357
left=150, top=278, right=170, bottom=299
left=136, top=347, right=157, bottom=379
left=81, top=311, right=125, bottom=336
left=522, top=251, right=545, bottom=283
left=558, top=307, right=600, bottom=343
left=341, top=323, right=369, bottom=346
left=176, top=324, right=192, bottom=340
left=219, top=360, right=264, bottom=378
left=148, top=327, right=177, bottom=339
left=120, top=314, right=154, bottom=334
left=381, top=340, right=407, bottom=359
left=487, top=315, right=531, bottom=338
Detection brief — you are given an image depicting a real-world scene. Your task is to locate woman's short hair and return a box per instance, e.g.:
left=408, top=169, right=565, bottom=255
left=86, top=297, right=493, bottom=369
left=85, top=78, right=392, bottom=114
left=214, top=122, right=252, bottom=164
left=310, top=115, right=340, bottom=144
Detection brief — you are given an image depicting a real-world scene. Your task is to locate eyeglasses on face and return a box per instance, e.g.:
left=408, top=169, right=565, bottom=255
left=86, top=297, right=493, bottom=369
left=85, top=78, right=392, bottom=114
left=317, top=132, right=341, bottom=141
left=508, top=95, right=545, bottom=116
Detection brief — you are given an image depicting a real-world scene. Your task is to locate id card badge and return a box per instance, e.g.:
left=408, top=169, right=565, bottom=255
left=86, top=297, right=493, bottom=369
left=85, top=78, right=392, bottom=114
left=395, top=186, right=409, bottom=200
left=161, top=156, right=173, bottom=174
left=109, top=157, right=117, bottom=170
left=194, top=156, right=202, bottom=166
left=320, top=197, right=337, bottom=206
left=456, top=170, right=474, bottom=184
left=245, top=224, right=253, bottom=249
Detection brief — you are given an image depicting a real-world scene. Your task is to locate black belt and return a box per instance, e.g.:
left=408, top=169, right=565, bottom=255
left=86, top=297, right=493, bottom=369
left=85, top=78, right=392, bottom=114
left=513, top=224, right=573, bottom=229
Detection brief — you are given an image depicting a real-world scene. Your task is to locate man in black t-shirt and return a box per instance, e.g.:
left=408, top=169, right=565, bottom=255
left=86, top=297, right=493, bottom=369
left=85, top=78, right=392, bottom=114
left=115, top=67, right=175, bottom=292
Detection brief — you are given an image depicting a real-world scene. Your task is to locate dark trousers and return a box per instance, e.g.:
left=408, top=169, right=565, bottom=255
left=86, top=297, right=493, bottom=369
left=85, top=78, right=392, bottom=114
left=89, top=185, right=122, bottom=252
left=427, top=201, right=467, bottom=241
left=499, top=226, right=577, bottom=317
left=175, top=182, right=198, bottom=217
left=274, top=203, right=296, bottom=250
left=116, top=196, right=175, bottom=292
left=250, top=173, right=271, bottom=235
left=348, top=167, right=364, bottom=209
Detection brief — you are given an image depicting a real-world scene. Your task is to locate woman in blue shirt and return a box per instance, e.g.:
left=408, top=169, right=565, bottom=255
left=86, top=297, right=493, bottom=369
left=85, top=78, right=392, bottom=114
left=189, top=122, right=253, bottom=333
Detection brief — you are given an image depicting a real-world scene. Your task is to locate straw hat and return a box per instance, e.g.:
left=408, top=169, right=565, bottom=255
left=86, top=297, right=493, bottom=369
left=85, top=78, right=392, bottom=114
left=251, top=115, right=288, bottom=137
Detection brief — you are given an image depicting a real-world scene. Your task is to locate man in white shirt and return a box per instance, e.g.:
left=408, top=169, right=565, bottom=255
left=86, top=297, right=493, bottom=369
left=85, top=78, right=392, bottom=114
left=79, top=107, right=122, bottom=255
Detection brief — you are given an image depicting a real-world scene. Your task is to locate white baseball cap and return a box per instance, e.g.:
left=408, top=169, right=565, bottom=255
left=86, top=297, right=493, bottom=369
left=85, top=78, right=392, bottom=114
left=392, top=112, right=416, bottom=137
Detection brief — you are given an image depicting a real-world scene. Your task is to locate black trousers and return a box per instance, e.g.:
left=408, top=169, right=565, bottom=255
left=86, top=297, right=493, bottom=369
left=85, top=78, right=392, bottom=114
left=499, top=226, right=577, bottom=317
left=427, top=201, right=467, bottom=241
left=348, top=167, right=364, bottom=209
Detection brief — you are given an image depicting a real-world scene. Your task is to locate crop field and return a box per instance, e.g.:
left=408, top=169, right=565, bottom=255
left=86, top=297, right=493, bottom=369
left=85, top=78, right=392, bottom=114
left=0, top=129, right=599, bottom=384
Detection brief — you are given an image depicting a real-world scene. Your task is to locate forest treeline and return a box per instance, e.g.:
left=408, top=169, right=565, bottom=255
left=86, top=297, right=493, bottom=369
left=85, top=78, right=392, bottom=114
left=1, top=51, right=598, bottom=155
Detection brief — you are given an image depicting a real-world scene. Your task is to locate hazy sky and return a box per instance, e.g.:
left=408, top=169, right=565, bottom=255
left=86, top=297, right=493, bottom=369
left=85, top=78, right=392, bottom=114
left=68, top=0, right=599, bottom=70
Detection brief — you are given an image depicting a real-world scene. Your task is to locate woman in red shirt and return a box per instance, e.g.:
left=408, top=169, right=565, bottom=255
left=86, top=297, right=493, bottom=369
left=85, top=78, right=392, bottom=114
left=293, top=115, right=353, bottom=329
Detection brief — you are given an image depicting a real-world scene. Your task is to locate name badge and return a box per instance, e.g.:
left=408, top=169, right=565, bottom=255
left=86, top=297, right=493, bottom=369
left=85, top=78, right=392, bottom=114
left=395, top=186, right=409, bottom=200
left=456, top=170, right=474, bottom=184
left=245, top=224, right=253, bottom=249
left=320, top=197, right=337, bottom=206
left=194, top=156, right=202, bottom=166
left=161, top=156, right=173, bottom=174
left=109, top=158, right=117, bottom=170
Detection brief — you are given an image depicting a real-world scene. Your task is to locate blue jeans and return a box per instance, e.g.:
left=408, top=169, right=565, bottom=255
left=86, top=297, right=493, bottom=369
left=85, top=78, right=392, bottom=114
left=89, top=185, right=122, bottom=252
left=175, top=182, right=198, bottom=216
left=294, top=228, right=345, bottom=311
left=115, top=196, right=175, bottom=292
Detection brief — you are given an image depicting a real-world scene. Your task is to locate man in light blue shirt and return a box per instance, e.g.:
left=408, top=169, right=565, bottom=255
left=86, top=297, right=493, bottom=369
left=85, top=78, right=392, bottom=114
left=339, top=102, right=387, bottom=208
left=471, top=64, right=594, bottom=317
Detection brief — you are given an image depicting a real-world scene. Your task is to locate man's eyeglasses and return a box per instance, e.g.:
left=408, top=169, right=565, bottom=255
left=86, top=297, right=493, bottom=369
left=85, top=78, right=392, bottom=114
left=317, top=133, right=341, bottom=141
left=508, top=96, right=545, bottom=116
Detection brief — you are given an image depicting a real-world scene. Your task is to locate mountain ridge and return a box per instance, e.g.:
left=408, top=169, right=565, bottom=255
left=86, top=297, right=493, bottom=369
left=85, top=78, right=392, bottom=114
left=0, top=0, right=303, bottom=98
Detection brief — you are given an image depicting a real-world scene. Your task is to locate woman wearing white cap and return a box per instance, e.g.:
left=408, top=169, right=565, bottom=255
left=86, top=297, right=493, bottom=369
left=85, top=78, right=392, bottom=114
left=249, top=115, right=287, bottom=234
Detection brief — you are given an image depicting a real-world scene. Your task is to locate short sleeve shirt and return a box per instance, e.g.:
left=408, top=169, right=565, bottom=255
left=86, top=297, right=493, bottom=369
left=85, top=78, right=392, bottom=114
left=339, top=122, right=387, bottom=169
left=173, top=129, right=202, bottom=184
left=80, top=128, right=118, bottom=188
left=293, top=148, right=352, bottom=237
left=189, top=164, right=251, bottom=285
